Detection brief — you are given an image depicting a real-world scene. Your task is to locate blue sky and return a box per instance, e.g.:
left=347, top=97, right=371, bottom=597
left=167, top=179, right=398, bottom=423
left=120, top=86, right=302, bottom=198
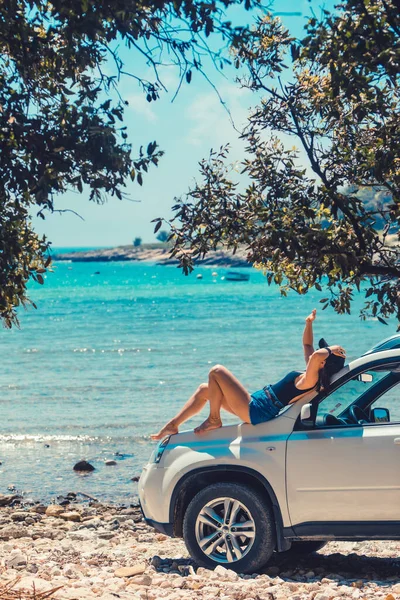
left=32, top=0, right=336, bottom=248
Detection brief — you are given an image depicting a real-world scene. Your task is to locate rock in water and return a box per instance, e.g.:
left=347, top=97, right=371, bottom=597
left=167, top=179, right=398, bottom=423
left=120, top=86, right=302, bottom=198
left=105, top=460, right=117, bottom=466
left=73, top=460, right=95, bottom=472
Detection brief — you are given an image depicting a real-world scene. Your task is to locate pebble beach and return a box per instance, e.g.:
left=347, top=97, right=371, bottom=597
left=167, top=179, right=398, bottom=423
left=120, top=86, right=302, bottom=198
left=1, top=494, right=399, bottom=600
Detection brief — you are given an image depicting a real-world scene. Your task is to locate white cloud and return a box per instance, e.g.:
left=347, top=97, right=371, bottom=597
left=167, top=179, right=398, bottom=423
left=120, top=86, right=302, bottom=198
left=125, top=93, right=158, bottom=122
left=184, top=80, right=253, bottom=151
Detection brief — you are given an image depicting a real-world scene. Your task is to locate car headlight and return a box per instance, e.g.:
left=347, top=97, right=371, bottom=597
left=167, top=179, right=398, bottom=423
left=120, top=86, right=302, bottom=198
left=153, top=435, right=171, bottom=464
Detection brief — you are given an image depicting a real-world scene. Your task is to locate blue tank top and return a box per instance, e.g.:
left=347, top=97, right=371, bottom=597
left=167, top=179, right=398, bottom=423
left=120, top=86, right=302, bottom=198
left=270, top=370, right=315, bottom=406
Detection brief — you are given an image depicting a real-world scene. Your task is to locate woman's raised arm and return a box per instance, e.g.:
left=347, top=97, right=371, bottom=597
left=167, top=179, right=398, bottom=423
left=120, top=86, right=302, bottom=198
left=303, top=309, right=316, bottom=365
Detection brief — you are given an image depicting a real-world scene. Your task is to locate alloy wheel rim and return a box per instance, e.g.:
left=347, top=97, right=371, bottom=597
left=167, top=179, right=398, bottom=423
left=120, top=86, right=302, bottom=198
left=194, top=496, right=256, bottom=564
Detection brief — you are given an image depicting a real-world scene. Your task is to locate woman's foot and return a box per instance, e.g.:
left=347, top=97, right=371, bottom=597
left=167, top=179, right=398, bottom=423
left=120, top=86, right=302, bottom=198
left=194, top=416, right=222, bottom=435
left=151, top=421, right=179, bottom=440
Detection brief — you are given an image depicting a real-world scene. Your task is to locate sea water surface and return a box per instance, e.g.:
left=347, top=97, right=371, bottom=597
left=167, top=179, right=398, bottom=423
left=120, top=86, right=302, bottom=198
left=0, top=258, right=396, bottom=503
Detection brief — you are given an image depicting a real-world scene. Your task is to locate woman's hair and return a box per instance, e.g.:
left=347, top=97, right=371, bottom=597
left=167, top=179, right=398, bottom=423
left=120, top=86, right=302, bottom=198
left=316, top=365, right=332, bottom=393
left=316, top=354, right=346, bottom=394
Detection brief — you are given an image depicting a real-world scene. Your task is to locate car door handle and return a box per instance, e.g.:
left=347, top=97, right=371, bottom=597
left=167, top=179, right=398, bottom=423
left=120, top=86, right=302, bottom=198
left=394, top=438, right=400, bottom=445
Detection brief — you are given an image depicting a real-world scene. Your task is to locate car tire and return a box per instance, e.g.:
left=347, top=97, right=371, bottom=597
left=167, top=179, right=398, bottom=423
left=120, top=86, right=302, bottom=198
left=278, top=540, right=326, bottom=557
left=183, top=482, right=276, bottom=573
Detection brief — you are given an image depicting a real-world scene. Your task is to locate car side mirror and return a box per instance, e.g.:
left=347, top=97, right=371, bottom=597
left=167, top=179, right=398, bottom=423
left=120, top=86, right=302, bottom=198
left=371, top=407, right=390, bottom=423
left=300, top=403, right=314, bottom=428
left=357, top=373, right=373, bottom=383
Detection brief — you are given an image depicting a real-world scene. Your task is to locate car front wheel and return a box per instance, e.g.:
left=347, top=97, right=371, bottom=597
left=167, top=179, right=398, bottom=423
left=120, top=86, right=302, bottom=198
left=183, top=482, right=276, bottom=573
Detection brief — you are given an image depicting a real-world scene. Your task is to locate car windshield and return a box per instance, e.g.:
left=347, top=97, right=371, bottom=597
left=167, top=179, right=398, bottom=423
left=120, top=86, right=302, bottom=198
left=371, top=378, right=400, bottom=422
left=317, top=369, right=390, bottom=420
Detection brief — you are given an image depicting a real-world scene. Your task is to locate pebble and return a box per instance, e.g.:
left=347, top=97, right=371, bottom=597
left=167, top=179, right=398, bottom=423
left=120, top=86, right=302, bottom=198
left=11, top=511, right=28, bottom=521
left=60, top=511, right=81, bottom=522
left=305, top=570, right=316, bottom=578
left=315, top=594, right=332, bottom=600
left=12, top=576, right=54, bottom=593
left=0, top=525, right=29, bottom=540
left=128, top=574, right=152, bottom=586
left=265, top=566, right=280, bottom=576
left=392, top=584, right=400, bottom=593
left=32, top=504, right=47, bottom=514
left=6, top=552, right=27, bottom=568
left=0, top=493, right=18, bottom=506
left=214, top=565, right=239, bottom=581
left=115, top=564, right=147, bottom=578
left=97, top=532, right=115, bottom=540
left=45, top=504, right=65, bottom=517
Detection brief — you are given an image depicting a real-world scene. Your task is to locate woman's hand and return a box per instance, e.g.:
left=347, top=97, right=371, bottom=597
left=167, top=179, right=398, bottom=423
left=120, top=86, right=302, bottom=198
left=329, top=345, right=346, bottom=359
left=305, top=308, right=317, bottom=323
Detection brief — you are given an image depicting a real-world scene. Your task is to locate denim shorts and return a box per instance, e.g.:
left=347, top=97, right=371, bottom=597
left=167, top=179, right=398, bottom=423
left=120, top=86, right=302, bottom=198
left=249, top=384, right=284, bottom=426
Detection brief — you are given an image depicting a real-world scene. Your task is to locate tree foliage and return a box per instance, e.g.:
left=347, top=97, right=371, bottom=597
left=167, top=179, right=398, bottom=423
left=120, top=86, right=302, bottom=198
left=156, top=230, right=170, bottom=242
left=0, top=0, right=259, bottom=327
left=161, top=0, right=400, bottom=325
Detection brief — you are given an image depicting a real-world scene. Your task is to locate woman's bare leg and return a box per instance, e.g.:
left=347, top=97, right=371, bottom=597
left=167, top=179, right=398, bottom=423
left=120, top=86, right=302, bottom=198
left=151, top=383, right=209, bottom=440
left=194, top=365, right=251, bottom=434
left=194, top=366, right=224, bottom=434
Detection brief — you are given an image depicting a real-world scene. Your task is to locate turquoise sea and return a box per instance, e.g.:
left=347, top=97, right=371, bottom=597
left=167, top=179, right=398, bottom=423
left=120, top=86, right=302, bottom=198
left=0, top=256, right=396, bottom=503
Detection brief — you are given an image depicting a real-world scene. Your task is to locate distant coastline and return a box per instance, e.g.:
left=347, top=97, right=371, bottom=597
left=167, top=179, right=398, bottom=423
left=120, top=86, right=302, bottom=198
left=53, top=244, right=252, bottom=268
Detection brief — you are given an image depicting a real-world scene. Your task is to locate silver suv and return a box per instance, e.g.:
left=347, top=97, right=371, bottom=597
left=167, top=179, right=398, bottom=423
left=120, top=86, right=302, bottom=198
left=139, top=335, right=400, bottom=573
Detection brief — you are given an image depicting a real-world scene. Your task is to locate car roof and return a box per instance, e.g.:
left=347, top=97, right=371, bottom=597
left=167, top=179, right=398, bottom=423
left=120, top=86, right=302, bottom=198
left=329, top=347, right=400, bottom=387
left=349, top=348, right=400, bottom=371
left=362, top=333, right=400, bottom=356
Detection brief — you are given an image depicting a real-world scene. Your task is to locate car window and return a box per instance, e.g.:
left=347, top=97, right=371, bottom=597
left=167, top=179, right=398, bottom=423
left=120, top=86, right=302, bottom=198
left=369, top=382, right=400, bottom=424
left=316, top=369, right=390, bottom=421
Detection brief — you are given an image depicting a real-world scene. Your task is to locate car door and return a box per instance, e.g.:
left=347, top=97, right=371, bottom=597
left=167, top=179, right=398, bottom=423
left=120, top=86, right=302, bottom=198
left=286, top=370, right=400, bottom=534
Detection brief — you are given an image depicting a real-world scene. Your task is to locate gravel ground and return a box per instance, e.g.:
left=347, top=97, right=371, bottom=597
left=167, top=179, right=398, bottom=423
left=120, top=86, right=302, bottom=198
left=0, top=496, right=399, bottom=600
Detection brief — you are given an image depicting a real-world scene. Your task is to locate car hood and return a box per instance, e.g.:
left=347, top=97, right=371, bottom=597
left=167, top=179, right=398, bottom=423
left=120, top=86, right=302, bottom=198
left=166, top=407, right=303, bottom=449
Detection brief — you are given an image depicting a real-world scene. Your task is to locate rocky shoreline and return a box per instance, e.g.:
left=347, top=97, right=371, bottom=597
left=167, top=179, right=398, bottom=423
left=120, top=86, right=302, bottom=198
left=0, top=493, right=399, bottom=600
left=53, top=246, right=251, bottom=268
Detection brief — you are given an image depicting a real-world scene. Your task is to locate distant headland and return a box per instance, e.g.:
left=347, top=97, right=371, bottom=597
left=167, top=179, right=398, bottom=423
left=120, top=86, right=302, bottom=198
left=53, top=243, right=252, bottom=268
